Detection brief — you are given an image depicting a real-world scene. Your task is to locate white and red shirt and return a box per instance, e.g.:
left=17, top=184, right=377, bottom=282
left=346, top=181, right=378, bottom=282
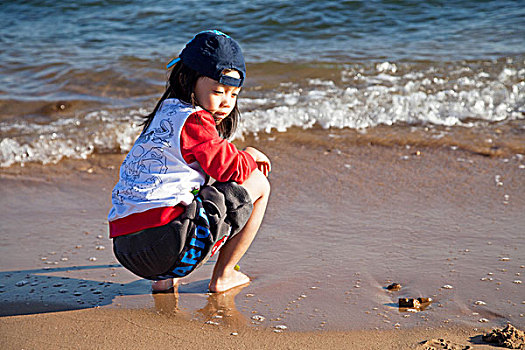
left=108, top=98, right=257, bottom=238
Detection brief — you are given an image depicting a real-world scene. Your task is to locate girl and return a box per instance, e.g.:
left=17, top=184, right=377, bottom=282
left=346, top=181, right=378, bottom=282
left=108, top=30, right=271, bottom=293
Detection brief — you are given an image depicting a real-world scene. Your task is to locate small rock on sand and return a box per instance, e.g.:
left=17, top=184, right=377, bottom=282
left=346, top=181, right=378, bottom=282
left=251, top=315, right=265, bottom=322
left=386, top=283, right=402, bottom=291
left=482, top=324, right=525, bottom=349
left=399, top=298, right=420, bottom=308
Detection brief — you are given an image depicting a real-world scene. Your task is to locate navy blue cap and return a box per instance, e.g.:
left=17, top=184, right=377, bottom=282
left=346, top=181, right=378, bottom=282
left=167, top=30, right=246, bottom=87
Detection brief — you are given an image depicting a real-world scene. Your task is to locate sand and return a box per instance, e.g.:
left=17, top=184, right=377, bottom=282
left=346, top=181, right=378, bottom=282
left=1, top=127, right=524, bottom=349
left=0, top=307, right=511, bottom=349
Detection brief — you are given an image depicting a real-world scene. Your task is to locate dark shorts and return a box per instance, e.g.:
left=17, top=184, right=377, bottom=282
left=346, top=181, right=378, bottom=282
left=113, top=182, right=253, bottom=280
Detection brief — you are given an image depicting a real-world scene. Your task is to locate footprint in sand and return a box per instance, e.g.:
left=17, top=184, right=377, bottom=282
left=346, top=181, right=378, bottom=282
left=418, top=338, right=471, bottom=350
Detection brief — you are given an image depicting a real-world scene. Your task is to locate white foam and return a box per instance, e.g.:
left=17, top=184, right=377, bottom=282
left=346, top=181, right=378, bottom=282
left=238, top=61, right=524, bottom=135
left=1, top=61, right=524, bottom=167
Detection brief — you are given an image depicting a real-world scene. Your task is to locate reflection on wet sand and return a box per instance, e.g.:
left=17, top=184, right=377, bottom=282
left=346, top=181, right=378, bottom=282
left=152, top=289, right=185, bottom=318
left=153, top=283, right=249, bottom=329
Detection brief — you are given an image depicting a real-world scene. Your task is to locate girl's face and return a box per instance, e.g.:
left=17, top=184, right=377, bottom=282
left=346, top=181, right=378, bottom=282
left=194, top=70, right=241, bottom=123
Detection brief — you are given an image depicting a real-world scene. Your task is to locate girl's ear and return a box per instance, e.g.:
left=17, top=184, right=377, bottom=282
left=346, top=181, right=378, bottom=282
left=191, top=92, right=198, bottom=107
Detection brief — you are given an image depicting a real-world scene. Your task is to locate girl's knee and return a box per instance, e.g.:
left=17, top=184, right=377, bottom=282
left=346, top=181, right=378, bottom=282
left=242, top=169, right=270, bottom=201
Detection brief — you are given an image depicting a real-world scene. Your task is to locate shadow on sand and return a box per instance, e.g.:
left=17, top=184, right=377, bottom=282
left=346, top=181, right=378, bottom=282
left=0, top=264, right=243, bottom=321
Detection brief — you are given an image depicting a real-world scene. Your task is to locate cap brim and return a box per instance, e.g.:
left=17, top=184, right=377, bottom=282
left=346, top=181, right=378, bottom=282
left=166, top=57, right=180, bottom=69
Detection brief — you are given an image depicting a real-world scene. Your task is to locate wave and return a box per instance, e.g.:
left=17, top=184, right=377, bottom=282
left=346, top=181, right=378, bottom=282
left=1, top=58, right=524, bottom=167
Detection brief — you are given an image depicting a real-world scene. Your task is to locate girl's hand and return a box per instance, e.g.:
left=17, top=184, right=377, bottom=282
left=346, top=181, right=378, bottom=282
left=245, top=147, right=271, bottom=177
left=256, top=160, right=270, bottom=177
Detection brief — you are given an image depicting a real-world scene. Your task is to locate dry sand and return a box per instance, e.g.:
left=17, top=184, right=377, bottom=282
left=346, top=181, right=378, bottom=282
left=0, top=307, right=510, bottom=349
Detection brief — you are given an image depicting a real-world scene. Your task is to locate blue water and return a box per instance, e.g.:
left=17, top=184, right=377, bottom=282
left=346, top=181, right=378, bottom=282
left=1, top=0, right=524, bottom=67
left=0, top=0, right=524, bottom=166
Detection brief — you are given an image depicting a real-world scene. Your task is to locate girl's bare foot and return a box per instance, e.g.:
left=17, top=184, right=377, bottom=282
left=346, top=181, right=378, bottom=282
left=208, top=269, right=250, bottom=293
left=152, top=278, right=180, bottom=293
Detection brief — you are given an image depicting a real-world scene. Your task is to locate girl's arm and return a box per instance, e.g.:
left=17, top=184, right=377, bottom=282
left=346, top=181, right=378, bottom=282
left=180, top=111, right=259, bottom=183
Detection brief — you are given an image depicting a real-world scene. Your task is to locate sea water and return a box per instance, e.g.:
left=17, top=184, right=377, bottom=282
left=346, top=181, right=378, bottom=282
left=0, top=0, right=524, bottom=166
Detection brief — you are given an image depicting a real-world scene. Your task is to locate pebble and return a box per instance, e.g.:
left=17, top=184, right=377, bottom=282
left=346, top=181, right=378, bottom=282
left=59, top=289, right=68, bottom=293
left=474, top=300, right=487, bottom=305
left=88, top=257, right=97, bottom=261
left=73, top=292, right=82, bottom=296
left=479, top=318, right=489, bottom=323
left=274, top=325, right=287, bottom=330
left=399, top=298, right=420, bottom=308
left=310, top=286, right=318, bottom=289
left=92, top=289, right=102, bottom=294
left=499, top=257, right=510, bottom=261
left=60, top=257, right=68, bottom=261
left=53, top=283, right=64, bottom=287
left=513, top=280, right=522, bottom=284
left=15, top=280, right=29, bottom=287
left=273, top=329, right=283, bottom=333
left=442, top=284, right=453, bottom=289
left=95, top=245, right=105, bottom=250
left=96, top=235, right=103, bottom=239
left=205, top=321, right=219, bottom=325
left=245, top=293, right=254, bottom=297
left=386, top=283, right=402, bottom=291
left=75, top=245, right=82, bottom=249
left=481, top=277, right=493, bottom=281
left=251, top=315, right=265, bottom=322
left=230, top=332, right=238, bottom=336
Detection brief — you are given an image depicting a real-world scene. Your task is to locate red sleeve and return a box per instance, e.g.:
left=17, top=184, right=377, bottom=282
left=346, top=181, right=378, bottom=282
left=180, top=111, right=257, bottom=183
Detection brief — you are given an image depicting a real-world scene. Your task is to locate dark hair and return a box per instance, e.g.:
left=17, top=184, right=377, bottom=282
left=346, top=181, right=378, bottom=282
left=141, top=61, right=240, bottom=140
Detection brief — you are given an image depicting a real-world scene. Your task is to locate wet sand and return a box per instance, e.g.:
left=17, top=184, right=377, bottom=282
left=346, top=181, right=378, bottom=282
left=1, top=127, right=524, bottom=348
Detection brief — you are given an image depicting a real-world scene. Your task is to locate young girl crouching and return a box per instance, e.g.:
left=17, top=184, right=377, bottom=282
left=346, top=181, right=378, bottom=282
left=108, top=30, right=270, bottom=293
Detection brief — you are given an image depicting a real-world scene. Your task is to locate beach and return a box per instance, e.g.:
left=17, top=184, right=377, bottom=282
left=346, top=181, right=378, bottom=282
left=1, top=0, right=524, bottom=348
left=1, top=129, right=524, bottom=348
